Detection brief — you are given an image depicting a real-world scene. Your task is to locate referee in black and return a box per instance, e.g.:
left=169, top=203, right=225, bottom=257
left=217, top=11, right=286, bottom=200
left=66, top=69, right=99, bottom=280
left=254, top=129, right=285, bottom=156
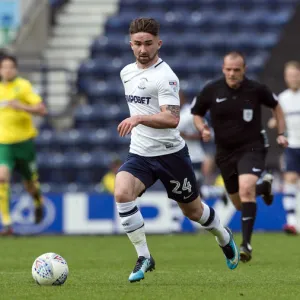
left=191, top=51, right=288, bottom=262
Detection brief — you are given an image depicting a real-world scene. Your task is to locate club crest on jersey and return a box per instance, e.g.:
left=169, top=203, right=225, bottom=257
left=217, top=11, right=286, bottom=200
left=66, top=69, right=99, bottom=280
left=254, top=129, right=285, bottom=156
left=169, top=81, right=178, bottom=92
left=138, top=78, right=148, bottom=90
left=243, top=109, right=253, bottom=122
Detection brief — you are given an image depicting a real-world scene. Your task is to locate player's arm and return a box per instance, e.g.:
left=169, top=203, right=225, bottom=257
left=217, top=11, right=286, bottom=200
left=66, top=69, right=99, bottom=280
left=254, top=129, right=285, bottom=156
left=191, top=86, right=212, bottom=142
left=267, top=110, right=277, bottom=129
left=272, top=103, right=288, bottom=147
left=142, top=76, right=181, bottom=128
left=259, top=86, right=288, bottom=147
left=272, top=103, right=286, bottom=136
left=118, top=105, right=180, bottom=137
left=7, top=81, right=47, bottom=116
left=140, top=104, right=180, bottom=128
left=8, top=100, right=47, bottom=116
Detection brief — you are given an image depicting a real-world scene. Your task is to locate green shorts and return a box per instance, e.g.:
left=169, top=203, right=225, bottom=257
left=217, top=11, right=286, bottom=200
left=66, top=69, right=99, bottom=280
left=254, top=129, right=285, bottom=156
left=0, top=139, right=38, bottom=181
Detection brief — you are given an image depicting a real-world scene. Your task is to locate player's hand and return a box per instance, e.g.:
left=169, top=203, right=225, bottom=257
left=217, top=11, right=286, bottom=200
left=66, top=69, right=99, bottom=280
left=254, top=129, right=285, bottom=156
left=6, top=100, right=24, bottom=110
left=276, top=135, right=289, bottom=148
left=200, top=124, right=211, bottom=142
left=118, top=116, right=140, bottom=137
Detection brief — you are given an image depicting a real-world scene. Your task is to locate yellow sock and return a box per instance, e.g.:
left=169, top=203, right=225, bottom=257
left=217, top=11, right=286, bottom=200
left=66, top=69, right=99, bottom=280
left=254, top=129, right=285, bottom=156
left=33, top=181, right=43, bottom=207
left=0, top=183, right=11, bottom=227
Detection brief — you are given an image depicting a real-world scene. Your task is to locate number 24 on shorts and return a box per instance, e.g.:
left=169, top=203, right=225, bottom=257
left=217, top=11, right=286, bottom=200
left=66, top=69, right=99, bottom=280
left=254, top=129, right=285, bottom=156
left=170, top=178, right=192, bottom=194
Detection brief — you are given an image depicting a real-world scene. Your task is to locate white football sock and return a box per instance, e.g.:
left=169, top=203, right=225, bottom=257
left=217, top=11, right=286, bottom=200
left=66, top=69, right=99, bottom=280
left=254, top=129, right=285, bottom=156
left=198, top=202, right=230, bottom=247
left=116, top=201, right=150, bottom=258
left=283, top=183, right=298, bottom=227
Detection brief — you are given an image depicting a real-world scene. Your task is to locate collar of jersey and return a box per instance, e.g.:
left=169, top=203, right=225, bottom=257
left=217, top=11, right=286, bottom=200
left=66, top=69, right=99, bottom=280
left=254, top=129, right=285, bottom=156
left=135, top=58, right=162, bottom=70
left=223, top=76, right=248, bottom=91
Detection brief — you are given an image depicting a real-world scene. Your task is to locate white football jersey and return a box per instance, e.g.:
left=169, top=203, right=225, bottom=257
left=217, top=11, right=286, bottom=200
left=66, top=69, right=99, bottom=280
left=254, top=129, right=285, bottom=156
left=177, top=103, right=205, bottom=163
left=120, top=58, right=185, bottom=156
left=278, top=89, right=300, bottom=148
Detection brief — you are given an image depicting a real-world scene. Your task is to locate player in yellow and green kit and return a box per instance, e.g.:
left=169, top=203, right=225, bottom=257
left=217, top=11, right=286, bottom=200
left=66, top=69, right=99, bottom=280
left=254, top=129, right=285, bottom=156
left=0, top=55, right=47, bottom=235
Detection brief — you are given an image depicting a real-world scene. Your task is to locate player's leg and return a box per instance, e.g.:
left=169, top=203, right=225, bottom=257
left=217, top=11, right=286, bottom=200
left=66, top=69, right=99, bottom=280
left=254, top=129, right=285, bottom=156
left=255, top=172, right=274, bottom=205
left=0, top=144, right=14, bottom=235
left=177, top=197, right=239, bottom=270
left=237, top=149, right=265, bottom=262
left=238, top=174, right=258, bottom=262
left=23, top=179, right=43, bottom=224
left=216, top=154, right=242, bottom=210
left=253, top=146, right=273, bottom=205
left=228, top=192, right=242, bottom=210
left=281, top=147, right=300, bottom=235
left=282, top=171, right=299, bottom=234
left=229, top=173, right=274, bottom=209
left=115, top=154, right=156, bottom=282
left=158, top=145, right=239, bottom=269
left=14, top=140, right=44, bottom=224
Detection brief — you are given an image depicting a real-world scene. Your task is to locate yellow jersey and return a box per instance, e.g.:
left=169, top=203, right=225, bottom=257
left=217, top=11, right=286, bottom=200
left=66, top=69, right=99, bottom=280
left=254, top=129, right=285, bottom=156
left=0, top=77, right=42, bottom=144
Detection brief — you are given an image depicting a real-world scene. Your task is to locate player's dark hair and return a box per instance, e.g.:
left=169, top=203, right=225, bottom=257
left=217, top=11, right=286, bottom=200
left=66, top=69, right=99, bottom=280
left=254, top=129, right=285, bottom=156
left=0, top=54, right=18, bottom=67
left=284, top=61, right=300, bottom=71
left=129, top=18, right=160, bottom=36
left=224, top=51, right=246, bottom=66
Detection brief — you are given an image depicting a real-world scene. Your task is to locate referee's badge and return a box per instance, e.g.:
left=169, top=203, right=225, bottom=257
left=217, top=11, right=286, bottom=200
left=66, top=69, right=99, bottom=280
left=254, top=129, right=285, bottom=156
left=243, top=109, right=253, bottom=122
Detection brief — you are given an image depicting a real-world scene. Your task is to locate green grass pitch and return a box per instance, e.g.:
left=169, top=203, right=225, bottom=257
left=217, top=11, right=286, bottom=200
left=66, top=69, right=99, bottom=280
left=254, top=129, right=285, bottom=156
left=1, top=233, right=300, bottom=300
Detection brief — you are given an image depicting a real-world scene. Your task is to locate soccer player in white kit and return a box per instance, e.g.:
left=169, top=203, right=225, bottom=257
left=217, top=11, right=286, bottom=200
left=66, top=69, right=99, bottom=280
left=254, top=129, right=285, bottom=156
left=115, top=18, right=239, bottom=283
left=269, top=61, right=300, bottom=234
left=178, top=91, right=206, bottom=183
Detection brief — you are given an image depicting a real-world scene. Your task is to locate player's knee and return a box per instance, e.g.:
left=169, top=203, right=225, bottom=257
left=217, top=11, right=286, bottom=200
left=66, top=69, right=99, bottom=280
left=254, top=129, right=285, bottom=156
left=114, top=188, right=133, bottom=203
left=239, top=182, right=255, bottom=200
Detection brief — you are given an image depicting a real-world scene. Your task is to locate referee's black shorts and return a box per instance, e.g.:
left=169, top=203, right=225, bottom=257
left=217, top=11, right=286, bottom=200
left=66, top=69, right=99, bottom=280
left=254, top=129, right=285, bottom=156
left=216, top=144, right=267, bottom=194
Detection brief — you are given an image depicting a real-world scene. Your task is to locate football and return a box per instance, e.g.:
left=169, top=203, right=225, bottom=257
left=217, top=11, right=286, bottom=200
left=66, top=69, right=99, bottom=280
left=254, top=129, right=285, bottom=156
left=32, top=252, right=69, bottom=286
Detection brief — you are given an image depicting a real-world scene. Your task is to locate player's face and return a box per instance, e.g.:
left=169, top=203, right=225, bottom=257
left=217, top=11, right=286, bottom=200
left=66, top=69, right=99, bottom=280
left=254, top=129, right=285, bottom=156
left=222, top=56, right=246, bottom=89
left=130, top=32, right=162, bottom=67
left=284, top=66, right=300, bottom=91
left=0, top=59, right=17, bottom=81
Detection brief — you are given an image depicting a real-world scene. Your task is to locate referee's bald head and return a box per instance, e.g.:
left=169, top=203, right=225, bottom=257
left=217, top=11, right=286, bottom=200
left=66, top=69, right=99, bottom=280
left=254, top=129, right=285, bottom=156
left=224, top=51, right=246, bottom=67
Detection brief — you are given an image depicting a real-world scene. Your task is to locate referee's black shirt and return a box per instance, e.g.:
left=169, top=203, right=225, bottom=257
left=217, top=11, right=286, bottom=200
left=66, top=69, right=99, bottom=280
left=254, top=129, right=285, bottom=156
left=191, top=77, right=278, bottom=150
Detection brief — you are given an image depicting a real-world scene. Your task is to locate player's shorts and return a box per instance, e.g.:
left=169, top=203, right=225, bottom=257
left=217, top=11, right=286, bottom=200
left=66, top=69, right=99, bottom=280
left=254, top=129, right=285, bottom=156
left=216, top=145, right=267, bottom=194
left=0, top=139, right=38, bottom=181
left=118, top=144, right=199, bottom=203
left=283, top=147, right=300, bottom=174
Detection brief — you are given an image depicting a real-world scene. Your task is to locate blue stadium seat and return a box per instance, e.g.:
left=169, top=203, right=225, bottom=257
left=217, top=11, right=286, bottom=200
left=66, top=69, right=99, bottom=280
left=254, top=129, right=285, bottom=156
left=35, top=130, right=55, bottom=152
left=86, top=128, right=112, bottom=146
left=162, top=11, right=192, bottom=32
left=119, top=0, right=172, bottom=13
left=266, top=9, right=293, bottom=26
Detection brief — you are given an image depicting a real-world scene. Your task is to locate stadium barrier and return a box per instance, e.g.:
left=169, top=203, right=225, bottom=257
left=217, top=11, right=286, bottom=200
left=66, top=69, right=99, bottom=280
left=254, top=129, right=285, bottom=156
left=1, top=192, right=294, bottom=235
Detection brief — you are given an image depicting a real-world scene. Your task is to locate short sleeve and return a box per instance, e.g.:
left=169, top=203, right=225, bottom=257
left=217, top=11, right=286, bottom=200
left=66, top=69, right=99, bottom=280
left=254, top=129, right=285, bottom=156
left=259, top=84, right=278, bottom=109
left=157, top=77, right=180, bottom=106
left=20, top=81, right=42, bottom=105
left=191, top=85, right=212, bottom=116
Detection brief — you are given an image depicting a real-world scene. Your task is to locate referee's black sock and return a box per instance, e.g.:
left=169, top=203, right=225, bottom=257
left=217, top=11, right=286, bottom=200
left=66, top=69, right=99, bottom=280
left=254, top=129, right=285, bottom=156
left=241, top=202, right=257, bottom=246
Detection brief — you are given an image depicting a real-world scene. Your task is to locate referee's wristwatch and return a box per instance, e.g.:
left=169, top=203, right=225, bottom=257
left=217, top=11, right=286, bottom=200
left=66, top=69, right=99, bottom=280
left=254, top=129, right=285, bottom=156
left=277, top=132, right=286, bottom=137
